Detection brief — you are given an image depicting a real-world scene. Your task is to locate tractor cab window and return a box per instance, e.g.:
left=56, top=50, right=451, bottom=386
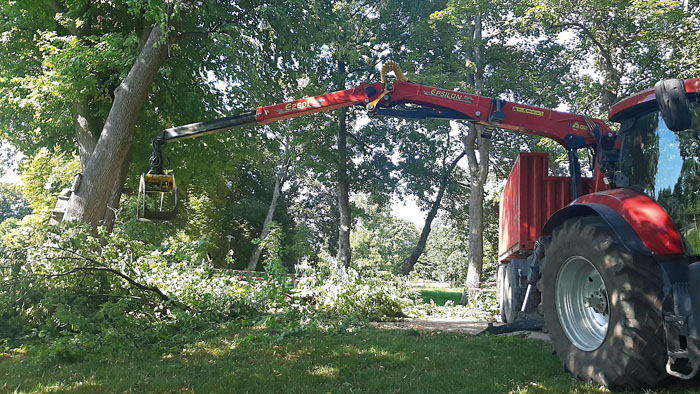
left=620, top=101, right=700, bottom=254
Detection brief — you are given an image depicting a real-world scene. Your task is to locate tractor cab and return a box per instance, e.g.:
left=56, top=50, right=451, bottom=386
left=610, top=80, right=700, bottom=254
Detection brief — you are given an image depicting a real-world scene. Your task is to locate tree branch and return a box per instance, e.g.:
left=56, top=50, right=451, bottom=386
left=44, top=246, right=173, bottom=303
left=41, top=259, right=172, bottom=303
left=47, top=0, right=84, bottom=37
left=549, top=22, right=616, bottom=77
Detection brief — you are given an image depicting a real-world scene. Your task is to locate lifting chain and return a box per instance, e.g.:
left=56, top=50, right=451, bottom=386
left=367, top=61, right=408, bottom=111
left=380, top=60, right=408, bottom=84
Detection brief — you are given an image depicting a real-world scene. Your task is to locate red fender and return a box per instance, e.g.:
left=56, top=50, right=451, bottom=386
left=574, top=189, right=683, bottom=255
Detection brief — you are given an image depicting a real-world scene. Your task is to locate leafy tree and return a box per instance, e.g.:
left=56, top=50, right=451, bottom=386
left=428, top=0, right=572, bottom=298
left=0, top=184, right=31, bottom=223
left=362, top=0, right=468, bottom=275
left=519, top=0, right=699, bottom=113
left=247, top=143, right=292, bottom=270
left=393, top=121, right=467, bottom=275
left=19, top=147, right=80, bottom=216
left=413, top=221, right=469, bottom=284
left=350, top=196, right=419, bottom=272
left=0, top=0, right=320, bottom=230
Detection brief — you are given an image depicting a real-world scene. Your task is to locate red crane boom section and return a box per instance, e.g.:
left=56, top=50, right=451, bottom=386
left=255, top=81, right=608, bottom=148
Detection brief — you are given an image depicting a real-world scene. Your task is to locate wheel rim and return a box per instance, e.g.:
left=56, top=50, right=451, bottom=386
left=555, top=256, right=609, bottom=351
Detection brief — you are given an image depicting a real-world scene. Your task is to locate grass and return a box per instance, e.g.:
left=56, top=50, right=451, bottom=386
left=418, top=287, right=464, bottom=306
left=3, top=325, right=700, bottom=393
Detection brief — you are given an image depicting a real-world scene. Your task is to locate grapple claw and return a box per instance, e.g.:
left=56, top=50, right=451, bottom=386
left=137, top=173, right=178, bottom=221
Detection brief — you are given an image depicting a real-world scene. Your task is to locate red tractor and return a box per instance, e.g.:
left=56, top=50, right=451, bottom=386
left=139, top=62, right=700, bottom=388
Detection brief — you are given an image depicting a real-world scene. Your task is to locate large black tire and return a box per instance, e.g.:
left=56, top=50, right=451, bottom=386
left=655, top=78, right=691, bottom=131
left=541, top=217, right=668, bottom=388
left=497, top=264, right=508, bottom=322
left=498, top=260, right=531, bottom=323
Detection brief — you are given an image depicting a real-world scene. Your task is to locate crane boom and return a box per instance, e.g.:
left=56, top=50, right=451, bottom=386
left=152, top=79, right=609, bottom=149
left=140, top=62, right=612, bottom=221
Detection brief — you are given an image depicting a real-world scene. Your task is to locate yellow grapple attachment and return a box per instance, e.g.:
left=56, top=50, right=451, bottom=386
left=137, top=173, right=178, bottom=221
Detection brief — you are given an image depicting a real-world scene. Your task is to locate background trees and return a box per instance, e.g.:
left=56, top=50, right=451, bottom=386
left=519, top=0, right=700, bottom=113
left=0, top=184, right=31, bottom=223
left=1, top=0, right=697, bottom=288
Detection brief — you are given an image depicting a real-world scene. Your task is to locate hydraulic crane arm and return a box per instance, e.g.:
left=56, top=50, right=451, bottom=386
left=152, top=62, right=610, bottom=150
left=153, top=82, right=383, bottom=144
left=140, top=62, right=612, bottom=221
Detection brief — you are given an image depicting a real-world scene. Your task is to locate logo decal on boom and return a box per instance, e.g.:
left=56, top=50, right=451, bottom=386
left=276, top=97, right=328, bottom=115
left=513, top=106, right=544, bottom=116
left=424, top=89, right=474, bottom=104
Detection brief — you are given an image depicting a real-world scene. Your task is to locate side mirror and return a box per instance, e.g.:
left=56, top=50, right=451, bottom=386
left=655, top=79, right=691, bottom=131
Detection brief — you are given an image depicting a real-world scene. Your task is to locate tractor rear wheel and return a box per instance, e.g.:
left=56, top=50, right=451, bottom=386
left=541, top=217, right=668, bottom=388
left=497, top=264, right=508, bottom=322
left=498, top=260, right=529, bottom=323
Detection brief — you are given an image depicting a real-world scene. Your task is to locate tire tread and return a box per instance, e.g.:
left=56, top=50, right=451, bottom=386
left=541, top=217, right=668, bottom=388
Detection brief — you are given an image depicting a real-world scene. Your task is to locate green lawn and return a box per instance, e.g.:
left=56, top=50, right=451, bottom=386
left=419, top=287, right=464, bottom=306
left=3, top=326, right=700, bottom=393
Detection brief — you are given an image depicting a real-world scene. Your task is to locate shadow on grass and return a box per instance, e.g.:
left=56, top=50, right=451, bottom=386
left=3, top=327, right=700, bottom=393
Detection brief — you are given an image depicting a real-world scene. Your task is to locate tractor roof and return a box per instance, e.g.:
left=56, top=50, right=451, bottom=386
left=609, top=78, right=700, bottom=123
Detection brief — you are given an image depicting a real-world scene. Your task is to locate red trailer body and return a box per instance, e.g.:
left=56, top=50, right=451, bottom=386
left=498, top=152, right=592, bottom=262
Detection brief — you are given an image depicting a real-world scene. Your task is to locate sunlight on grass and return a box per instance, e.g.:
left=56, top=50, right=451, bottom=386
left=40, top=377, right=102, bottom=393
left=3, top=327, right=700, bottom=393
left=508, top=380, right=609, bottom=394
left=356, top=345, right=405, bottom=359
left=310, top=365, right=339, bottom=377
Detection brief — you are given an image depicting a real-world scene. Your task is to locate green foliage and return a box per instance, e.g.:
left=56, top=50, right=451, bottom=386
left=0, top=183, right=31, bottom=223
left=350, top=196, right=419, bottom=272
left=3, top=2, right=697, bottom=382
left=408, top=286, right=498, bottom=321
left=413, top=223, right=469, bottom=284
left=1, top=221, right=256, bottom=360
left=518, top=0, right=699, bottom=112
left=19, top=147, right=80, bottom=215
left=418, top=288, right=463, bottom=306
left=0, top=220, right=419, bottom=364
left=295, top=259, right=419, bottom=322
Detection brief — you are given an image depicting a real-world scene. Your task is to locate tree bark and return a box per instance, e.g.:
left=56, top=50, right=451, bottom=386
left=247, top=152, right=290, bottom=270
left=472, top=14, right=484, bottom=92
left=460, top=11, right=489, bottom=305
left=101, top=148, right=132, bottom=233
left=63, top=23, right=172, bottom=227
left=460, top=124, right=490, bottom=304
left=336, top=106, right=351, bottom=269
left=400, top=151, right=466, bottom=275
left=73, top=97, right=100, bottom=170
left=335, top=60, right=351, bottom=270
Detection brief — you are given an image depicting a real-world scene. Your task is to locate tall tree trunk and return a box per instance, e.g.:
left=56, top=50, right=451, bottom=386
left=247, top=175, right=282, bottom=270
left=400, top=151, right=466, bottom=275
left=335, top=61, right=351, bottom=270
left=460, top=124, right=490, bottom=304
left=73, top=100, right=100, bottom=170
left=63, top=23, right=173, bottom=227
left=336, top=106, right=351, bottom=269
left=247, top=153, right=290, bottom=270
left=101, top=148, right=132, bottom=233
left=472, top=14, right=484, bottom=92
left=599, top=51, right=620, bottom=110
left=460, top=11, right=489, bottom=305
